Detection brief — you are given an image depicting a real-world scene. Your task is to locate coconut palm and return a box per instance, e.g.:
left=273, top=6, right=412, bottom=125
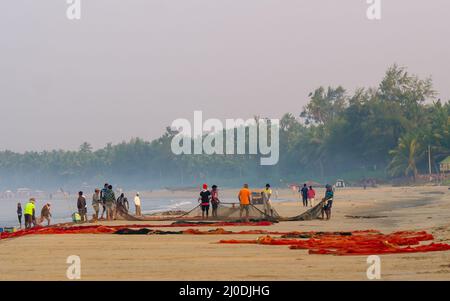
left=388, top=133, right=425, bottom=181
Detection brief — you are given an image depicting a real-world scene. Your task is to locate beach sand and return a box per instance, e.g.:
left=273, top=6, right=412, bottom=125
left=0, top=186, right=449, bottom=280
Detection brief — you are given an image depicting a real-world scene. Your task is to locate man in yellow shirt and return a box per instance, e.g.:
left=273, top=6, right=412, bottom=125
left=24, top=198, right=36, bottom=229
left=262, top=184, right=273, bottom=217
left=238, top=184, right=252, bottom=222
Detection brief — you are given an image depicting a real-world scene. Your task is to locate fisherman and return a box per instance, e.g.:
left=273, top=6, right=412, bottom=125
left=17, top=202, right=23, bottom=228
left=24, top=198, right=36, bottom=229
left=210, top=185, right=220, bottom=218
left=321, top=184, right=334, bottom=220
left=115, top=193, right=129, bottom=217
left=307, top=186, right=316, bottom=207
left=100, top=183, right=108, bottom=219
left=39, top=203, right=52, bottom=226
left=104, top=185, right=116, bottom=220
left=92, top=188, right=101, bottom=220
left=77, top=191, right=88, bottom=223
left=121, top=194, right=129, bottom=213
left=198, top=184, right=211, bottom=219
left=238, top=184, right=252, bottom=222
left=134, top=192, right=141, bottom=216
left=300, top=184, right=308, bottom=207
left=262, top=184, right=274, bottom=217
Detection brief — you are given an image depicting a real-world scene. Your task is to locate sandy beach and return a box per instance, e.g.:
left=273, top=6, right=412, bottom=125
left=0, top=186, right=449, bottom=280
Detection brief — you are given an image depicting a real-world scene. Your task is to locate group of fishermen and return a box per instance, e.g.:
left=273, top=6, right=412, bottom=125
left=298, top=183, right=334, bottom=219
left=15, top=182, right=334, bottom=229
left=198, top=182, right=333, bottom=221
left=16, top=183, right=143, bottom=229
left=198, top=183, right=275, bottom=221
left=75, top=183, right=142, bottom=223
left=17, top=199, right=52, bottom=229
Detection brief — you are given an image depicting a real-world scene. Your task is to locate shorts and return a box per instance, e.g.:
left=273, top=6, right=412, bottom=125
left=324, top=200, right=333, bottom=210
left=25, top=214, right=32, bottom=224
left=212, top=203, right=219, bottom=210
left=201, top=205, right=210, bottom=212
left=105, top=202, right=114, bottom=209
left=240, top=204, right=249, bottom=213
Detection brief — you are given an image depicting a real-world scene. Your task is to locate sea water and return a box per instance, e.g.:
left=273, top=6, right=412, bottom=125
left=0, top=197, right=196, bottom=228
left=0, top=195, right=289, bottom=228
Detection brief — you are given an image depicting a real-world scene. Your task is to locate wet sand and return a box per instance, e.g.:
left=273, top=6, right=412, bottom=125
left=0, top=186, right=449, bottom=280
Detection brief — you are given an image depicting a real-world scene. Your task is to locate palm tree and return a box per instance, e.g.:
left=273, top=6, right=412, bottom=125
left=388, top=133, right=424, bottom=181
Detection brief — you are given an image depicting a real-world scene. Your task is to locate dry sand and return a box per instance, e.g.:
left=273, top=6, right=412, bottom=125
left=0, top=186, right=449, bottom=280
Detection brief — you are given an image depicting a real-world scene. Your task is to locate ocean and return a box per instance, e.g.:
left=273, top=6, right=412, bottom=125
left=0, top=194, right=289, bottom=228
left=0, top=197, right=197, bottom=228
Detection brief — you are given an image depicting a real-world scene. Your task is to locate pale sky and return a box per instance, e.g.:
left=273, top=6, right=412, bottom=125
left=1, top=0, right=449, bottom=152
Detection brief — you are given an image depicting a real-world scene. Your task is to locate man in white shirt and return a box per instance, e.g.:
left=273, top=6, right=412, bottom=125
left=134, top=193, right=142, bottom=216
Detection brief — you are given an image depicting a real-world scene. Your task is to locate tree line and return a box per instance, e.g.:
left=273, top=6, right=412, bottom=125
left=1, top=65, right=449, bottom=190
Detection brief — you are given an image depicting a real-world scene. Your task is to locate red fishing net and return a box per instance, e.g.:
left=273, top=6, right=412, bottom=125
left=0, top=221, right=273, bottom=240
left=219, top=230, right=450, bottom=256
left=3, top=224, right=449, bottom=256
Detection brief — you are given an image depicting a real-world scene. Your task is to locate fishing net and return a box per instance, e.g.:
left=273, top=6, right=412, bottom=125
left=219, top=230, right=450, bottom=256
left=178, top=202, right=280, bottom=221
left=114, top=228, right=287, bottom=235
left=118, top=202, right=282, bottom=222
left=0, top=221, right=273, bottom=241
left=279, top=200, right=326, bottom=221
left=3, top=224, right=449, bottom=256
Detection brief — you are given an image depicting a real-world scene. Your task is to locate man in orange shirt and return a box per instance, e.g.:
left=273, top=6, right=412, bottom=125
left=238, top=184, right=252, bottom=221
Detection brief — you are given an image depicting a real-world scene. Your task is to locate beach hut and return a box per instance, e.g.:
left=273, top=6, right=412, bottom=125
left=440, top=156, right=450, bottom=173
left=2, top=190, right=15, bottom=199
left=335, top=179, right=346, bottom=188
left=16, top=188, right=31, bottom=198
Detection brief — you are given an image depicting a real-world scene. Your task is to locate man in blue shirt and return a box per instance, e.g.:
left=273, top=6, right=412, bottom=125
left=321, top=184, right=334, bottom=220
left=300, top=184, right=308, bottom=207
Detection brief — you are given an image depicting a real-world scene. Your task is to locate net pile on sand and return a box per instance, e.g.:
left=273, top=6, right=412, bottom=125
left=0, top=221, right=273, bottom=240
left=219, top=230, right=450, bottom=256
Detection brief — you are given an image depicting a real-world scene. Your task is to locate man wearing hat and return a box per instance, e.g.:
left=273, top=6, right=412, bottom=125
left=198, top=184, right=211, bottom=219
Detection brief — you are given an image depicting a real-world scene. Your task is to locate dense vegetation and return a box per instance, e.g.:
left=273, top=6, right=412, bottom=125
left=1, top=65, right=449, bottom=190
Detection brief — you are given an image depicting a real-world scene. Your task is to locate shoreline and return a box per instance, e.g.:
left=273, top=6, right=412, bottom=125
left=0, top=186, right=449, bottom=280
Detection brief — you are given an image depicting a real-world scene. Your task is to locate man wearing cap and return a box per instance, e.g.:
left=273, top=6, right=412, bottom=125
left=198, top=184, right=211, bottom=219
left=24, top=198, right=36, bottom=229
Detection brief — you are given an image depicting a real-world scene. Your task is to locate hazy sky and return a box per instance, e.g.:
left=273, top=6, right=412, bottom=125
left=1, top=0, right=449, bottom=152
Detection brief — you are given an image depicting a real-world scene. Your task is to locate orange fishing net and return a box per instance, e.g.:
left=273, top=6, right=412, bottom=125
left=219, top=230, right=450, bottom=256
left=0, top=221, right=273, bottom=240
